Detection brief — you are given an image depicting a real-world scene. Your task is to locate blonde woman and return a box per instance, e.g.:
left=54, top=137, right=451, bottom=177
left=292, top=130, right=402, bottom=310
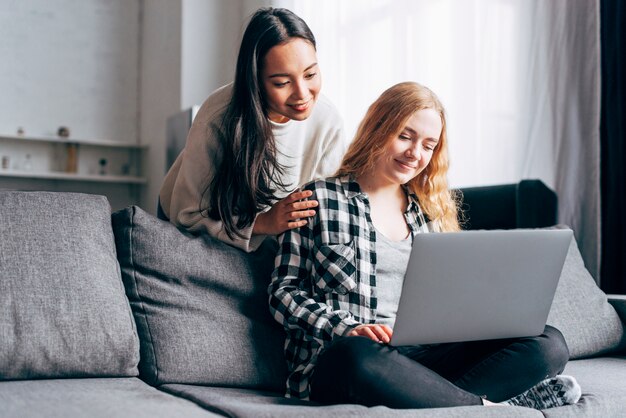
left=268, top=82, right=581, bottom=409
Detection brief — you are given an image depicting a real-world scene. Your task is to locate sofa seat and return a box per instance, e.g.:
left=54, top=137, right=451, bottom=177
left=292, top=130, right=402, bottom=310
left=541, top=356, right=626, bottom=418
left=161, top=357, right=626, bottom=417
left=159, top=384, right=542, bottom=418
left=0, top=378, right=217, bottom=418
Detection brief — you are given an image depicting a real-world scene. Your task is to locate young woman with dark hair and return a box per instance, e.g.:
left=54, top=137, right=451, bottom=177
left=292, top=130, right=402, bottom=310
left=269, top=82, right=581, bottom=410
left=159, top=7, right=347, bottom=252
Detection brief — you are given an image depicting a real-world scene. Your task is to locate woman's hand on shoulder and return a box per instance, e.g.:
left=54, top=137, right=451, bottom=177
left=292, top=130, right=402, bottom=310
left=347, top=324, right=393, bottom=344
left=252, top=189, right=319, bottom=236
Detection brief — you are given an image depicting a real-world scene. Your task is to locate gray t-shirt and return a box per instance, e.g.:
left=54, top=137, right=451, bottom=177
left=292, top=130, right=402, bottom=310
left=374, top=229, right=412, bottom=327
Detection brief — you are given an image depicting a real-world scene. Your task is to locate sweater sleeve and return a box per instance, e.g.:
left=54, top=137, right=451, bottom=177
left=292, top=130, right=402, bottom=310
left=313, top=98, right=350, bottom=179
left=159, top=90, right=266, bottom=253
left=314, top=121, right=349, bottom=180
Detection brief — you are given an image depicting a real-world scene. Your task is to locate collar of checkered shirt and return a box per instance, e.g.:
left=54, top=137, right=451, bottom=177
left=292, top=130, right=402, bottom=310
left=337, top=175, right=423, bottom=217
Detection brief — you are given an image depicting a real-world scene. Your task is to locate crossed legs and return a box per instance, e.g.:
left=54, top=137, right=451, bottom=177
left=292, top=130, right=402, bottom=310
left=310, top=325, right=569, bottom=409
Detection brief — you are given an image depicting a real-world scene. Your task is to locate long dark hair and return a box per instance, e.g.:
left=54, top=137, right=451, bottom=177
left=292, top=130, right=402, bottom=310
left=204, top=7, right=316, bottom=239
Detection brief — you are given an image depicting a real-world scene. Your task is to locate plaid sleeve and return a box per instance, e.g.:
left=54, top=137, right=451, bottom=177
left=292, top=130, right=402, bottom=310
left=268, top=218, right=359, bottom=345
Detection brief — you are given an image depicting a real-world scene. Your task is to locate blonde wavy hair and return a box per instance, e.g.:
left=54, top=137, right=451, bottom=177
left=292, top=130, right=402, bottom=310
left=336, top=81, right=460, bottom=232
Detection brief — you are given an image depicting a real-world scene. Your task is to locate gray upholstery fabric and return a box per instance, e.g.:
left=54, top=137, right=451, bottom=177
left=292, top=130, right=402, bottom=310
left=0, top=378, right=217, bottom=417
left=546, top=227, right=625, bottom=359
left=112, top=206, right=287, bottom=390
left=542, top=356, right=626, bottom=418
left=160, top=384, right=542, bottom=418
left=0, top=191, right=139, bottom=380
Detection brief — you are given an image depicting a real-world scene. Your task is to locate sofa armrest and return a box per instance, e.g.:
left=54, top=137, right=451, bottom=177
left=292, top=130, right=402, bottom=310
left=608, top=294, right=626, bottom=325
left=458, top=179, right=557, bottom=230
left=608, top=295, right=626, bottom=355
left=516, top=179, right=558, bottom=229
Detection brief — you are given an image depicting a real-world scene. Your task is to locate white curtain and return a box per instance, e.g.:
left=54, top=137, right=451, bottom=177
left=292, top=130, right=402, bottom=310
left=273, top=0, right=601, bottom=280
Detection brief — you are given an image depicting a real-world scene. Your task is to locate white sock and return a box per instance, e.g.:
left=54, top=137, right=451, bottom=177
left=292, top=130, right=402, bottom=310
left=501, top=375, right=581, bottom=410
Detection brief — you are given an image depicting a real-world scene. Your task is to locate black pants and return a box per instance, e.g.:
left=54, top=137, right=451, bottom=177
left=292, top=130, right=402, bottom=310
left=310, top=325, right=568, bottom=409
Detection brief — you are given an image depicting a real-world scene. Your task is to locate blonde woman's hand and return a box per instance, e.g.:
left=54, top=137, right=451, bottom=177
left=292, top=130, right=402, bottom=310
left=252, top=190, right=319, bottom=236
left=347, top=324, right=393, bottom=344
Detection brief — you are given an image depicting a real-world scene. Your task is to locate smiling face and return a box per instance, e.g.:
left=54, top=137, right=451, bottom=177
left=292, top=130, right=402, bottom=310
left=260, top=38, right=321, bottom=124
left=375, top=108, right=443, bottom=187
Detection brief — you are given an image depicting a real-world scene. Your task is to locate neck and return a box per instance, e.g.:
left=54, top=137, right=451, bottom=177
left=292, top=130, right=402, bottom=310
left=356, top=174, right=404, bottom=202
left=267, top=111, right=290, bottom=124
left=356, top=173, right=410, bottom=240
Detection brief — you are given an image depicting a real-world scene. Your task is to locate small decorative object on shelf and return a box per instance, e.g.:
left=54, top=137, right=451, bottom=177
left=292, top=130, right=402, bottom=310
left=65, top=144, right=78, bottom=173
left=98, top=158, right=107, bottom=175
left=16, top=127, right=25, bottom=136
left=57, top=126, right=70, bottom=138
left=1, top=156, right=9, bottom=170
left=22, top=154, right=33, bottom=171
left=121, top=163, right=130, bottom=175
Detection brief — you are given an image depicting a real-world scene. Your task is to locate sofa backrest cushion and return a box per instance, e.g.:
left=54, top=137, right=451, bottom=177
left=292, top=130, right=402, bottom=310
left=547, top=226, right=625, bottom=359
left=0, top=191, right=139, bottom=380
left=112, top=206, right=287, bottom=390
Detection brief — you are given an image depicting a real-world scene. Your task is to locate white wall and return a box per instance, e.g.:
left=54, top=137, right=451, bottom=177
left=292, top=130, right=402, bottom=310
left=242, top=0, right=272, bottom=20
left=139, top=0, right=183, bottom=213
left=180, top=0, right=241, bottom=109
left=0, top=0, right=142, bottom=210
left=0, top=0, right=139, bottom=141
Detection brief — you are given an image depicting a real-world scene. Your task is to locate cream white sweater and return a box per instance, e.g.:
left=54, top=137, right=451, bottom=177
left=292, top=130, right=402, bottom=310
left=159, top=84, right=347, bottom=252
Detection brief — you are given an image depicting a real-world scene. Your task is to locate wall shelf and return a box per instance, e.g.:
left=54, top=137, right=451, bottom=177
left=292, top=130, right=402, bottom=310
left=0, top=133, right=146, bottom=179
left=0, top=169, right=146, bottom=184
left=0, top=133, right=146, bottom=149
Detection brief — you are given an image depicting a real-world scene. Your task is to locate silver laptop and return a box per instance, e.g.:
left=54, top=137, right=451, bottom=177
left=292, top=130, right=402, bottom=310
left=391, top=229, right=572, bottom=346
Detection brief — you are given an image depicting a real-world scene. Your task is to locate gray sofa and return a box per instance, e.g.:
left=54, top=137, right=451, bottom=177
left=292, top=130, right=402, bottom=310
left=1, top=184, right=626, bottom=418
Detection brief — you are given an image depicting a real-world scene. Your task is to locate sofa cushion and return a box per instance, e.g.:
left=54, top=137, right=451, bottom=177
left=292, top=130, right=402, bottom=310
left=542, top=356, right=626, bottom=417
left=112, top=206, right=287, bottom=390
left=0, top=191, right=139, bottom=380
left=0, top=378, right=216, bottom=418
left=546, top=227, right=625, bottom=359
left=159, top=384, right=542, bottom=418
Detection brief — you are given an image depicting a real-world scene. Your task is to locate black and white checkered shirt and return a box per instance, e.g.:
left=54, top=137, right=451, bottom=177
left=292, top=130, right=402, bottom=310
left=268, top=176, right=431, bottom=399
